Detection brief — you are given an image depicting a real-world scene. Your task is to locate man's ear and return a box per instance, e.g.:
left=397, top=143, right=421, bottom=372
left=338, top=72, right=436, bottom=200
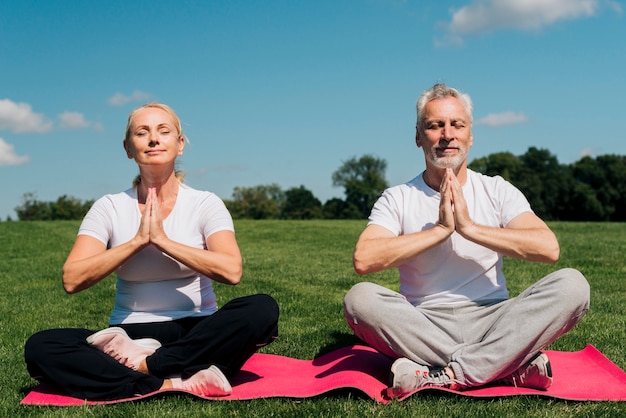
left=415, top=127, right=421, bottom=148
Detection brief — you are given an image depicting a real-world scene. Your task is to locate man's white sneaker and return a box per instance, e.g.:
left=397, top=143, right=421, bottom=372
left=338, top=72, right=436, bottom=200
left=388, top=357, right=459, bottom=398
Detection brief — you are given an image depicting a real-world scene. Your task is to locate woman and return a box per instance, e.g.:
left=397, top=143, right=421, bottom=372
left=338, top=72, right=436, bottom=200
left=24, top=103, right=279, bottom=400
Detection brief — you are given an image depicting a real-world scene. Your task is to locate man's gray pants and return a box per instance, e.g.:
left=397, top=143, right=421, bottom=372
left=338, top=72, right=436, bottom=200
left=343, top=268, right=590, bottom=387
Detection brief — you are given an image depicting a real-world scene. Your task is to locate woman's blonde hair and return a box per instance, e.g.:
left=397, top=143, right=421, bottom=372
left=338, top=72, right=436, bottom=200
left=125, top=102, right=183, bottom=141
left=126, top=102, right=186, bottom=188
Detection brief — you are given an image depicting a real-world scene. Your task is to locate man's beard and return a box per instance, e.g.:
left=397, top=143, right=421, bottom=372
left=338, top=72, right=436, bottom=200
left=426, top=148, right=467, bottom=169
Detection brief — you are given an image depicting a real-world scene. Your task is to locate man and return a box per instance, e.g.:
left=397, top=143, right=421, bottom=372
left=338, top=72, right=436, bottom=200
left=343, top=83, right=589, bottom=397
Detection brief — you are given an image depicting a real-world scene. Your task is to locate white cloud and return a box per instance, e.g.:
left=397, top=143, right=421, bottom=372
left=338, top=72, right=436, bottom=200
left=0, top=137, right=30, bottom=166
left=0, top=99, right=53, bottom=133
left=606, top=0, right=623, bottom=14
left=578, top=147, right=604, bottom=159
left=579, top=147, right=594, bottom=158
left=108, top=90, right=152, bottom=107
left=475, top=111, right=528, bottom=127
left=58, top=111, right=91, bottom=129
left=437, top=0, right=606, bottom=44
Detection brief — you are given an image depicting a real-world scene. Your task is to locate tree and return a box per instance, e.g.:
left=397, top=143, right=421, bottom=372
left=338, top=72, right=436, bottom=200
left=571, top=154, right=626, bottom=221
left=599, top=155, right=626, bottom=221
left=516, top=147, right=570, bottom=220
left=51, top=195, right=93, bottom=220
left=322, top=198, right=361, bottom=219
left=469, top=148, right=626, bottom=221
left=566, top=181, right=606, bottom=221
left=468, top=152, right=522, bottom=181
left=332, top=154, right=388, bottom=218
left=15, top=193, right=51, bottom=221
left=282, top=186, right=322, bottom=219
left=470, top=148, right=571, bottom=220
left=14, top=193, right=93, bottom=221
left=225, top=184, right=285, bottom=219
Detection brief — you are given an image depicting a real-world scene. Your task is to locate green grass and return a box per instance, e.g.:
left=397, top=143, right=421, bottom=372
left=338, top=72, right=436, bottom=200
left=1, top=220, right=625, bottom=417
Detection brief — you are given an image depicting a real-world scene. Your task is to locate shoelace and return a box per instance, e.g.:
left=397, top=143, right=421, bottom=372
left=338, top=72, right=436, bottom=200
left=426, top=368, right=450, bottom=385
left=426, top=367, right=462, bottom=390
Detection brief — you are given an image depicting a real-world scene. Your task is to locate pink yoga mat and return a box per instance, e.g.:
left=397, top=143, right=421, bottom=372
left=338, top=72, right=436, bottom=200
left=20, top=344, right=626, bottom=406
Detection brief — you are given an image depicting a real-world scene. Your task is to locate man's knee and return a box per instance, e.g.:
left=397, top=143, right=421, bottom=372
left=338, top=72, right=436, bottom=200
left=343, top=282, right=401, bottom=330
left=344, top=282, right=380, bottom=316
left=559, top=268, right=589, bottom=301
left=551, top=268, right=590, bottom=313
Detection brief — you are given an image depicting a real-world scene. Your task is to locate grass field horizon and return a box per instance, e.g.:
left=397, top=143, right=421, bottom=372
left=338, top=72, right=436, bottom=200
left=1, top=220, right=624, bottom=417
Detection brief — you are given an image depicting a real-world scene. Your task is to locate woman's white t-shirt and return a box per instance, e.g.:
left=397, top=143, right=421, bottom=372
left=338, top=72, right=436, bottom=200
left=368, top=169, right=532, bottom=307
left=78, top=183, right=234, bottom=324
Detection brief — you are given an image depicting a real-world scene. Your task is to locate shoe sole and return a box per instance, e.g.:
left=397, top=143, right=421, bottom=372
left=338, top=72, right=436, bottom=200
left=388, top=358, right=426, bottom=398
left=539, top=353, right=553, bottom=378
left=134, top=338, right=162, bottom=350
left=86, top=327, right=128, bottom=345
left=87, top=327, right=162, bottom=350
left=531, top=352, right=553, bottom=390
left=389, top=357, right=413, bottom=388
left=209, top=365, right=233, bottom=392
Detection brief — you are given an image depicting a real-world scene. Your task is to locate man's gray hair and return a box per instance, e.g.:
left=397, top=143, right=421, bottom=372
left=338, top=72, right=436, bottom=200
left=416, top=83, right=473, bottom=129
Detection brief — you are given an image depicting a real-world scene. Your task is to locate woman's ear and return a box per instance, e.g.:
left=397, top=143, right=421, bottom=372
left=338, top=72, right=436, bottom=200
left=123, top=139, right=133, bottom=159
left=177, top=136, right=185, bottom=156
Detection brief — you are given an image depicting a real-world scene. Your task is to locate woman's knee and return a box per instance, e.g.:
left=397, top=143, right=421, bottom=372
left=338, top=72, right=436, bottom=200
left=25, top=329, right=62, bottom=357
left=24, top=330, right=48, bottom=363
left=246, top=293, right=280, bottom=329
left=245, top=294, right=279, bottom=343
left=24, top=328, right=87, bottom=373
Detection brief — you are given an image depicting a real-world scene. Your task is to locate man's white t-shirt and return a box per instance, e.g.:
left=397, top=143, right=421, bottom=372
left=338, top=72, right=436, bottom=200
left=368, top=169, right=532, bottom=307
left=78, top=183, right=234, bottom=324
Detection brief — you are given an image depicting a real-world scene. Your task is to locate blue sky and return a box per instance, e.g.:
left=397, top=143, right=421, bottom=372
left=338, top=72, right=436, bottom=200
left=1, top=0, right=624, bottom=220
